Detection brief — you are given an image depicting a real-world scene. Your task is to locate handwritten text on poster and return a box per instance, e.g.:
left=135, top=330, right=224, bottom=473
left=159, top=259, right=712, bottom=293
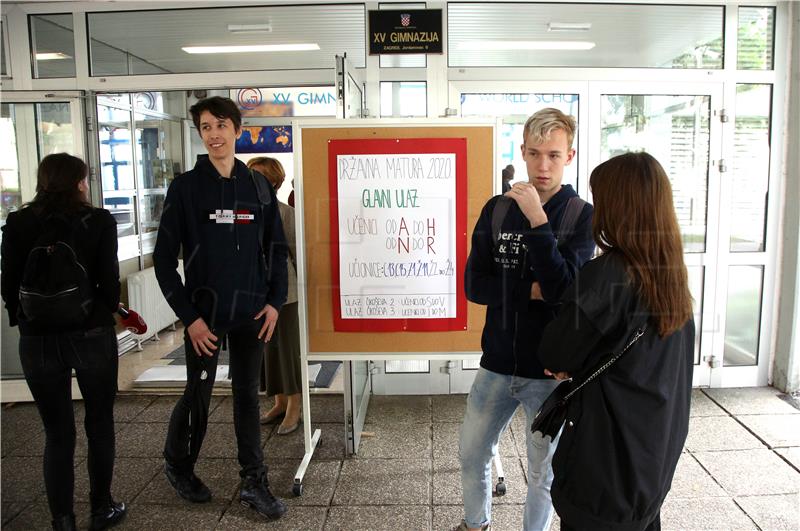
left=329, top=139, right=467, bottom=332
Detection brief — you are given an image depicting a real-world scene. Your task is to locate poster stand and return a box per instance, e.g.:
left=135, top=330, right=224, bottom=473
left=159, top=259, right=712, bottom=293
left=291, top=119, right=495, bottom=493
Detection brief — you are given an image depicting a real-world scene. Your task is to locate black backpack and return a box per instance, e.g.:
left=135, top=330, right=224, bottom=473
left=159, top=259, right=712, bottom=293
left=19, top=215, right=94, bottom=328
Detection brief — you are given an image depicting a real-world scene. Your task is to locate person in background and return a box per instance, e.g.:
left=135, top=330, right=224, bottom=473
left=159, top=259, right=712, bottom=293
left=287, top=179, right=295, bottom=208
left=153, top=96, right=288, bottom=520
left=1, top=153, right=125, bottom=531
left=501, top=164, right=515, bottom=193
left=455, top=108, right=595, bottom=531
left=247, top=157, right=302, bottom=435
left=539, top=152, right=695, bottom=531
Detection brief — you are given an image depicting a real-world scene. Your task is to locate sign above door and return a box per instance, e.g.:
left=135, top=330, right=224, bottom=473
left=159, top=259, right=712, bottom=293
left=368, top=9, right=443, bottom=55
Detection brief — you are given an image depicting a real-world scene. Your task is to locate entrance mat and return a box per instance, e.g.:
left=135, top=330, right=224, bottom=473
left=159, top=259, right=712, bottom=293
left=160, top=345, right=339, bottom=388
left=309, top=361, right=341, bottom=388
left=165, top=344, right=230, bottom=366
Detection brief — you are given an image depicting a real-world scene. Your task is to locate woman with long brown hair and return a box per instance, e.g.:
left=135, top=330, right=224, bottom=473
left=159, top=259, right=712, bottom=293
left=1, top=153, right=125, bottom=530
left=538, top=152, right=695, bottom=531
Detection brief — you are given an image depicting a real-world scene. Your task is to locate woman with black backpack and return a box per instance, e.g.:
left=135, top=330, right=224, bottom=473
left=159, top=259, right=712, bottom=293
left=1, top=153, right=126, bottom=531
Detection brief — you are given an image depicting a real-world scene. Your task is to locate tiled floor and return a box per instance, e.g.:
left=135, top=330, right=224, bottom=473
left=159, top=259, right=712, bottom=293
left=1, top=388, right=799, bottom=530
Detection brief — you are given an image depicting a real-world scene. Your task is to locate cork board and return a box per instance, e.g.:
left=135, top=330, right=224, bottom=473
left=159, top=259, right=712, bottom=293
left=299, top=125, right=493, bottom=353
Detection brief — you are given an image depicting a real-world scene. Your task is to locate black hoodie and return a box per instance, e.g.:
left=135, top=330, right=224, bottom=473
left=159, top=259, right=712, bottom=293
left=464, top=185, right=594, bottom=379
left=153, top=156, right=288, bottom=330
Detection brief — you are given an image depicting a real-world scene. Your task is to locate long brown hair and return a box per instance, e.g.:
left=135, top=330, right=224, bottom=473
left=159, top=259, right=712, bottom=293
left=590, top=152, right=693, bottom=336
left=27, top=153, right=91, bottom=216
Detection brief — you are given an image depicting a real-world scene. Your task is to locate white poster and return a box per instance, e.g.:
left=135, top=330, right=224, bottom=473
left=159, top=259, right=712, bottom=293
left=336, top=151, right=458, bottom=322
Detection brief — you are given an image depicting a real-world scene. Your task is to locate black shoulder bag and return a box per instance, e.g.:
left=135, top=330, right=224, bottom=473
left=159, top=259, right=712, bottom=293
left=531, top=324, right=647, bottom=440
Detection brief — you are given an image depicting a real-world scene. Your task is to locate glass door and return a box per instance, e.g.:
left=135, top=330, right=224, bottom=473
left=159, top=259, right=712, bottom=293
left=335, top=53, right=365, bottom=119
left=589, top=82, right=724, bottom=387
left=0, top=92, right=86, bottom=380
left=334, top=60, right=372, bottom=451
left=343, top=359, right=372, bottom=454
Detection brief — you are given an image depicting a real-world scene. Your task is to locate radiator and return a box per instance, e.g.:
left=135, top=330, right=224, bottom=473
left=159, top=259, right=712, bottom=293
left=126, top=261, right=184, bottom=348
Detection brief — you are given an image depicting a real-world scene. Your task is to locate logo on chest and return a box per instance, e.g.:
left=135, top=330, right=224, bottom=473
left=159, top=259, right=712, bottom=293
left=495, top=232, right=528, bottom=269
left=207, top=209, right=255, bottom=224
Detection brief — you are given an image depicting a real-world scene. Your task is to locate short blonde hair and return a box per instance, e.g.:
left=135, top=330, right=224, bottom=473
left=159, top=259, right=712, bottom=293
left=247, top=157, right=285, bottom=190
left=522, top=108, right=577, bottom=148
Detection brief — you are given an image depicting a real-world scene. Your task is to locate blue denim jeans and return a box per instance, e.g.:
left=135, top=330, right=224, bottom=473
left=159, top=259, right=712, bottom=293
left=459, top=368, right=560, bottom=530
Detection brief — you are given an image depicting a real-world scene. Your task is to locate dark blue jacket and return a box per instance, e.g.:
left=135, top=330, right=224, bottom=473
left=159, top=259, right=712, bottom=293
left=153, top=156, right=288, bottom=330
left=465, top=185, right=594, bottom=379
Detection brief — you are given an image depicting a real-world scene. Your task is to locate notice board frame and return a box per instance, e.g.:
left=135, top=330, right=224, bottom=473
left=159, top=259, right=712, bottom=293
left=290, top=119, right=495, bottom=493
left=295, top=119, right=495, bottom=359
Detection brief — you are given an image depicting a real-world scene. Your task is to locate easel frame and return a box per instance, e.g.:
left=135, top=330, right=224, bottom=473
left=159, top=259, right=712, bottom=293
left=291, top=118, right=496, bottom=493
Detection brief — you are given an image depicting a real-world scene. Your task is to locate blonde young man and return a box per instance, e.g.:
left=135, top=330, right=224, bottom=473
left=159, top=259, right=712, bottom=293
left=455, top=108, right=595, bottom=531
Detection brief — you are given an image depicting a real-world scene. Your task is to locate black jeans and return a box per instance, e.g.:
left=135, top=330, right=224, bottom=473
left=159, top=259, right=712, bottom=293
left=164, top=318, right=266, bottom=478
left=19, top=326, right=118, bottom=519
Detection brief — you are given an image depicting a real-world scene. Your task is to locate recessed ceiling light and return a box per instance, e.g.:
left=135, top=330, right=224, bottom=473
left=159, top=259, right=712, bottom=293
left=227, top=23, right=272, bottom=34
left=548, top=22, right=592, bottom=32
left=182, top=44, right=320, bottom=54
left=458, top=41, right=595, bottom=51
left=35, top=52, right=72, bottom=61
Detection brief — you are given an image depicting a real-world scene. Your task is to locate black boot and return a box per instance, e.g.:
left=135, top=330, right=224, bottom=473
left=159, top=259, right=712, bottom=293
left=51, top=514, right=76, bottom=531
left=239, top=475, right=287, bottom=520
left=89, top=500, right=126, bottom=531
left=164, top=463, right=212, bottom=503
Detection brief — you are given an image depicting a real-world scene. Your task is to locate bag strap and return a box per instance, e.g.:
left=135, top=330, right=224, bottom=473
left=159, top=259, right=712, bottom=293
left=491, top=196, right=513, bottom=246
left=249, top=169, right=273, bottom=207
left=554, top=196, right=587, bottom=247
left=562, top=324, right=648, bottom=402
left=249, top=169, right=273, bottom=251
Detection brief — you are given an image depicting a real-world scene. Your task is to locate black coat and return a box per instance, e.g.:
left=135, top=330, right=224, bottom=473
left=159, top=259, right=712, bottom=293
left=1, top=206, right=120, bottom=335
left=464, top=185, right=595, bottom=379
left=538, top=252, right=694, bottom=531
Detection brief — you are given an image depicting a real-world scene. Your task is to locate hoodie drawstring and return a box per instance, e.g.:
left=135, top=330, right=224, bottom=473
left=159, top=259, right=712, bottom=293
left=233, top=177, right=240, bottom=252
left=219, top=171, right=240, bottom=252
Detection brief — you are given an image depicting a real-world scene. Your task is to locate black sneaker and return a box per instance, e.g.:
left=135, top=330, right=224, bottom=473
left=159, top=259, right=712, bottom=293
left=164, top=463, right=212, bottom=503
left=239, top=475, right=287, bottom=520
left=88, top=500, right=126, bottom=531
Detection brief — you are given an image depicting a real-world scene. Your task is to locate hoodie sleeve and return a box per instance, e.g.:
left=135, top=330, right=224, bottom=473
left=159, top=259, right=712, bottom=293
left=1, top=213, right=23, bottom=326
left=94, top=210, right=121, bottom=314
left=464, top=198, right=531, bottom=311
left=538, top=255, right=637, bottom=374
left=153, top=178, right=200, bottom=327
left=525, top=202, right=595, bottom=303
left=263, top=186, right=289, bottom=310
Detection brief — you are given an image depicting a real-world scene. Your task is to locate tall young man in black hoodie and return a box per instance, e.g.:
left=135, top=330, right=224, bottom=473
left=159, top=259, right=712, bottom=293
left=454, top=108, right=595, bottom=531
left=153, top=96, right=288, bottom=520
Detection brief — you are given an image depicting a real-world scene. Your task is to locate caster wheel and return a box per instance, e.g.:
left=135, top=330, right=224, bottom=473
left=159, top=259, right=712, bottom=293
left=317, top=437, right=323, bottom=448
left=292, top=483, right=303, bottom=496
left=495, top=482, right=506, bottom=496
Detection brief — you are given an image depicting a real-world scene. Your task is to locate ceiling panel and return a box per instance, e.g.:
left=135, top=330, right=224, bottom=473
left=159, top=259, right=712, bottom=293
left=448, top=3, right=724, bottom=69
left=88, top=4, right=366, bottom=76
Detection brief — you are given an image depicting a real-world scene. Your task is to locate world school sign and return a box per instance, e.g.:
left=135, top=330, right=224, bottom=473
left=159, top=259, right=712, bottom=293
left=369, top=9, right=443, bottom=55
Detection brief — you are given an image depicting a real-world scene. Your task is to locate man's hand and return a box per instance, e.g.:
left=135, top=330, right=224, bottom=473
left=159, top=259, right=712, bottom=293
left=544, top=368, right=571, bottom=381
left=254, top=304, right=279, bottom=343
left=505, top=182, right=548, bottom=228
left=187, top=317, right=218, bottom=357
left=530, top=282, right=544, bottom=301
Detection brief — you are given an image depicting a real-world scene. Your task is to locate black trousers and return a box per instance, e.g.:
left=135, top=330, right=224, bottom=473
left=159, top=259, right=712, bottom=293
left=19, top=326, right=118, bottom=519
left=560, top=513, right=661, bottom=531
left=164, top=318, right=266, bottom=479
